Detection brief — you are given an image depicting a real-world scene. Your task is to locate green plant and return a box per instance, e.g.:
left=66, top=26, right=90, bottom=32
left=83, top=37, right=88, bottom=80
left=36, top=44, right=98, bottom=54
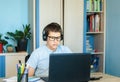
left=5, top=24, right=31, bottom=41
left=0, top=34, right=8, bottom=45
left=5, top=24, right=31, bottom=52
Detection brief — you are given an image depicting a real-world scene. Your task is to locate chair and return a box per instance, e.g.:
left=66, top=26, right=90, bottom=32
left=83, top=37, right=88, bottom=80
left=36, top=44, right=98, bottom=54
left=25, top=55, right=30, bottom=63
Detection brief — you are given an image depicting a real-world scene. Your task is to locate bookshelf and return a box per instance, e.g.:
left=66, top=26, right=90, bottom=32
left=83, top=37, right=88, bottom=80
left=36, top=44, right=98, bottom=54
left=85, top=0, right=105, bottom=72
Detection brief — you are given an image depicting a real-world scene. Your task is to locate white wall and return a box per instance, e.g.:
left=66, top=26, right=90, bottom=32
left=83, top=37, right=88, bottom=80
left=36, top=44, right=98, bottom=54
left=39, top=0, right=63, bottom=46
left=64, top=0, right=84, bottom=52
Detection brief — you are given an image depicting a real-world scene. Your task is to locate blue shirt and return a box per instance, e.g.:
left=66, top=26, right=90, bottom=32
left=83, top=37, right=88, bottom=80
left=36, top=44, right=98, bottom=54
left=26, top=45, right=72, bottom=77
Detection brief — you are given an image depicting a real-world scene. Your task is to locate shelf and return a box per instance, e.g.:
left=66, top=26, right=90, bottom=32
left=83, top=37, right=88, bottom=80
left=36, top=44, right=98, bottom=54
left=87, top=11, right=103, bottom=15
left=87, top=11, right=103, bottom=13
left=0, top=52, right=28, bottom=56
left=91, top=52, right=104, bottom=55
left=86, top=0, right=104, bottom=72
left=86, top=32, right=104, bottom=34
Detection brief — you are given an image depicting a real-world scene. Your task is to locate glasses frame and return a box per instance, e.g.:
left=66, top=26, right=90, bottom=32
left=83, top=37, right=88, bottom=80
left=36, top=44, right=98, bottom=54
left=48, top=36, right=61, bottom=41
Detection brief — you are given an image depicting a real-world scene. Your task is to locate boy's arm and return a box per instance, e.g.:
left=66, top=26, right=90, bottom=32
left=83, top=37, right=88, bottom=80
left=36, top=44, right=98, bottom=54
left=28, top=66, right=35, bottom=76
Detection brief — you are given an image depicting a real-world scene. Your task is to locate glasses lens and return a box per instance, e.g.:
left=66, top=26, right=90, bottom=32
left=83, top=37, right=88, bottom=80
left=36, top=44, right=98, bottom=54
left=48, top=36, right=61, bottom=41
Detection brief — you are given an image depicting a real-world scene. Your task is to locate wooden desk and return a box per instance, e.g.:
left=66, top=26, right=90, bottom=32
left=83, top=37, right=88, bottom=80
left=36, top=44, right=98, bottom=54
left=90, top=73, right=120, bottom=82
left=1, top=73, right=120, bottom=82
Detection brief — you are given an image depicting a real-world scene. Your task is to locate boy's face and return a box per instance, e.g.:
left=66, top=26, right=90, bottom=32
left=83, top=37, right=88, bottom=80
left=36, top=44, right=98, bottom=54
left=46, top=31, right=61, bottom=51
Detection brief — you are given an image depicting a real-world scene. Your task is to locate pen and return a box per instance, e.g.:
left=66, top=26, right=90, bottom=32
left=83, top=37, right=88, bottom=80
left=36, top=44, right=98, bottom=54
left=17, top=65, right=21, bottom=82
left=19, top=60, right=22, bottom=66
left=20, top=64, right=29, bottom=82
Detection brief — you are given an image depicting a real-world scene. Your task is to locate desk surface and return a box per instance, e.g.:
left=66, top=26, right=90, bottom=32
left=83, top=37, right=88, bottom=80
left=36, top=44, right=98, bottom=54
left=90, top=73, right=120, bottom=82
left=1, top=73, right=120, bottom=82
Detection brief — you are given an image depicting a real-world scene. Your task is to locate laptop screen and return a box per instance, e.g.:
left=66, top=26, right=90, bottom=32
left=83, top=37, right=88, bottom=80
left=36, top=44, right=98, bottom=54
left=48, top=53, right=91, bottom=82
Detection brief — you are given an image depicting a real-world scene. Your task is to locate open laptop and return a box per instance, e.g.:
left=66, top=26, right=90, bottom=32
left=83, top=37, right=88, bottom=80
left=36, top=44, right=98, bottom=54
left=41, top=53, right=91, bottom=82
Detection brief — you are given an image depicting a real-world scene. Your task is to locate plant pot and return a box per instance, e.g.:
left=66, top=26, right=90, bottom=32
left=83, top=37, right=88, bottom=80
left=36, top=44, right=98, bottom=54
left=16, top=38, right=28, bottom=52
left=0, top=43, right=3, bottom=53
left=6, top=45, right=14, bottom=52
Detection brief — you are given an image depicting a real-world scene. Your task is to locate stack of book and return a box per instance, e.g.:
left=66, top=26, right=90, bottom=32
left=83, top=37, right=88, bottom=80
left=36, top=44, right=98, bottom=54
left=86, top=0, right=102, bottom=12
left=87, top=14, right=101, bottom=32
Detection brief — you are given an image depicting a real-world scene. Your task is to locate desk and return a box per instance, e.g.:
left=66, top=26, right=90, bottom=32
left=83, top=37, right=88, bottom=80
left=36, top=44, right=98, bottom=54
left=90, top=73, right=120, bottom=82
left=0, top=77, right=45, bottom=82
left=1, top=73, right=120, bottom=82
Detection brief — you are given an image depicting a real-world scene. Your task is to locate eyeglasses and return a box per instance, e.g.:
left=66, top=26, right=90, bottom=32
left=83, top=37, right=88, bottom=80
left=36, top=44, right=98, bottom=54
left=48, top=36, right=61, bottom=41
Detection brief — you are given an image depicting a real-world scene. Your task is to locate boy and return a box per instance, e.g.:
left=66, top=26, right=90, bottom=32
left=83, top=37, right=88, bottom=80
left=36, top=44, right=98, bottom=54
left=27, top=22, right=72, bottom=77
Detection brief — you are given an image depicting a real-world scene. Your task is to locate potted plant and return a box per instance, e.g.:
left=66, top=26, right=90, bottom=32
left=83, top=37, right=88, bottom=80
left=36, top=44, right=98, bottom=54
left=6, top=44, right=14, bottom=52
left=5, top=24, right=31, bottom=52
left=0, top=34, right=8, bottom=53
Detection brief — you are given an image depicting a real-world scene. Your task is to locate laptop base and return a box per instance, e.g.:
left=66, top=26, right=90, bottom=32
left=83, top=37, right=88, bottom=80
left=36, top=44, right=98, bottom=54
left=41, top=77, right=88, bottom=82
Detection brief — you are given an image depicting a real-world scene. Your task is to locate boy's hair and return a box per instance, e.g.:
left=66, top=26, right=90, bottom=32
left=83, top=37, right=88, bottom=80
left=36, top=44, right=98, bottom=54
left=42, top=22, right=63, bottom=41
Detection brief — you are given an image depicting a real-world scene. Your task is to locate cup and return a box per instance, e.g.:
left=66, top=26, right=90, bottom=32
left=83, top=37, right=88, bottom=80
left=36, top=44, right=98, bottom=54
left=17, top=73, right=21, bottom=82
left=21, top=73, right=28, bottom=82
left=17, top=68, right=28, bottom=82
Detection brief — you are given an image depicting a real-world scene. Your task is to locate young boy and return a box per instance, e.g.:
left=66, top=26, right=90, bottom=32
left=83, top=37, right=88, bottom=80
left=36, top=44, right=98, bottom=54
left=26, top=22, right=72, bottom=77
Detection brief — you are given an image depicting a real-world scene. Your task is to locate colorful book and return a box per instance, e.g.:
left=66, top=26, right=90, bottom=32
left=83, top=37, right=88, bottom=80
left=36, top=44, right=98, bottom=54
left=86, top=0, right=90, bottom=11
left=97, top=0, right=101, bottom=11
left=94, top=0, right=98, bottom=11
left=86, top=35, right=94, bottom=53
left=89, top=0, right=93, bottom=11
left=87, top=16, right=90, bottom=32
left=95, top=14, right=100, bottom=32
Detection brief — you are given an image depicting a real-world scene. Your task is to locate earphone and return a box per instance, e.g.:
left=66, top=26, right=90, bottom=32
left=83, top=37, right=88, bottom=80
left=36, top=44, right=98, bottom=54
left=42, top=29, right=47, bottom=41
left=42, top=28, right=63, bottom=41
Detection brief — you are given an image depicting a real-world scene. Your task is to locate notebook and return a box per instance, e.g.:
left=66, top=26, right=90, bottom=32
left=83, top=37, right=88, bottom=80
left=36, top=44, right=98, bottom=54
left=41, top=53, right=91, bottom=82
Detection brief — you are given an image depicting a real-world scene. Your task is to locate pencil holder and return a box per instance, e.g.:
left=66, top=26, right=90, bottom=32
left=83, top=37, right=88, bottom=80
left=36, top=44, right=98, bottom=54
left=17, top=73, right=21, bottom=82
left=17, top=72, right=28, bottom=82
left=21, top=68, right=28, bottom=82
left=17, top=65, right=28, bottom=82
left=21, top=72, right=28, bottom=82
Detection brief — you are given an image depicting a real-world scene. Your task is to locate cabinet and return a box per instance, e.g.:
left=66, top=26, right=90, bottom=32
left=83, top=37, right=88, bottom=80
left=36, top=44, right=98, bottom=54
left=39, top=0, right=63, bottom=45
left=39, top=0, right=84, bottom=52
left=64, top=0, right=84, bottom=52
left=85, top=0, right=105, bottom=72
left=0, top=52, right=27, bottom=77
left=0, top=56, right=5, bottom=77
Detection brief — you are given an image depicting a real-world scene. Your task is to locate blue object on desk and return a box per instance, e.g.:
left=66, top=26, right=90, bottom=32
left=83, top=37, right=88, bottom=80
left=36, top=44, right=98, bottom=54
left=0, top=56, right=5, bottom=77
left=91, top=55, right=99, bottom=72
left=29, top=77, right=40, bottom=82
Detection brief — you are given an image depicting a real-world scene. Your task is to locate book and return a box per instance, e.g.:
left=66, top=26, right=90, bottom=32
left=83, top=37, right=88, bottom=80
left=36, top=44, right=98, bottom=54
left=87, top=14, right=97, bottom=32
left=89, top=0, right=93, bottom=11
left=95, top=14, right=100, bottom=32
left=87, top=16, right=90, bottom=32
left=94, top=0, right=98, bottom=11
left=97, top=0, right=101, bottom=11
left=86, top=0, right=90, bottom=11
left=86, top=35, right=94, bottom=53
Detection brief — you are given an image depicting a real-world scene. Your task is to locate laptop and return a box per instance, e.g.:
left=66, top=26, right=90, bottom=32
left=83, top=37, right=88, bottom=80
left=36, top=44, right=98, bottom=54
left=41, top=53, right=91, bottom=82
